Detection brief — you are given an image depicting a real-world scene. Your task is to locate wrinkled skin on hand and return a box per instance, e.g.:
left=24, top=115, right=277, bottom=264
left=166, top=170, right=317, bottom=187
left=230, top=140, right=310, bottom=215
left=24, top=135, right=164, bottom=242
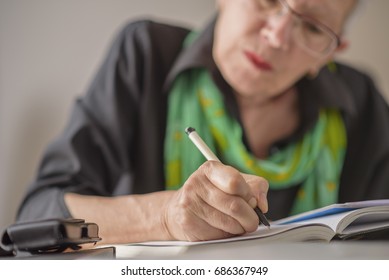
left=163, top=161, right=269, bottom=241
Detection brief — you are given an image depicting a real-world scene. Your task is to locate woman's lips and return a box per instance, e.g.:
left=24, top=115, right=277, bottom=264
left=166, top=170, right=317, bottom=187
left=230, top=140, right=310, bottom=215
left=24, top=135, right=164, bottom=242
left=244, top=50, right=273, bottom=71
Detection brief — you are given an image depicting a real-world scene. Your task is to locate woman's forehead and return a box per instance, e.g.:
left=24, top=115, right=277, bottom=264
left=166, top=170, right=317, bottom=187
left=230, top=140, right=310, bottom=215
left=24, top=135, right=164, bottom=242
left=289, top=0, right=356, bottom=12
left=290, top=0, right=356, bottom=23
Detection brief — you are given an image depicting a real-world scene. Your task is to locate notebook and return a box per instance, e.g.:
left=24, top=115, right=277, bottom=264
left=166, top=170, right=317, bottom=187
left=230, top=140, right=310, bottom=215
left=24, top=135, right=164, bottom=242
left=105, top=199, right=389, bottom=258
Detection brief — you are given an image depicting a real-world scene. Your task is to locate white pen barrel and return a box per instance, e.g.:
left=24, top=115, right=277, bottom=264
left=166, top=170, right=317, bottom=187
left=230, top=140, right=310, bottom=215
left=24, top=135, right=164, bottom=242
left=188, top=131, right=221, bottom=162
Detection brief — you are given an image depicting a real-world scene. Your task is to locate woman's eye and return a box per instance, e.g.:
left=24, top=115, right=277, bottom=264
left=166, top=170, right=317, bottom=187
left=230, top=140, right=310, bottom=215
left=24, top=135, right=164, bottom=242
left=303, top=21, right=323, bottom=35
left=257, top=0, right=279, bottom=9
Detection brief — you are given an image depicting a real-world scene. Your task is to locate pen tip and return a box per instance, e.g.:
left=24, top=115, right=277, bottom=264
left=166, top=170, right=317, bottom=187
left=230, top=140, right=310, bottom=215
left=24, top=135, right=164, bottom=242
left=185, top=127, right=195, bottom=135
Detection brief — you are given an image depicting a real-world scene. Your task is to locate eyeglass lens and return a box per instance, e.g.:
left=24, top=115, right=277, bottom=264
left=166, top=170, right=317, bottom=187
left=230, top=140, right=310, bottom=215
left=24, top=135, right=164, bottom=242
left=255, top=0, right=338, bottom=56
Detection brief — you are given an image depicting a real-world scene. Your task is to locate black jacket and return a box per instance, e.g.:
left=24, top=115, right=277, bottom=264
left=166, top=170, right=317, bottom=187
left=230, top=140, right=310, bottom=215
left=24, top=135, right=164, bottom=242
left=17, top=19, right=389, bottom=221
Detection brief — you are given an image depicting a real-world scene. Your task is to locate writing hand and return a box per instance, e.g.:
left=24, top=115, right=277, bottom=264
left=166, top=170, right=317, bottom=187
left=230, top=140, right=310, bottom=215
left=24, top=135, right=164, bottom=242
left=162, top=161, right=269, bottom=241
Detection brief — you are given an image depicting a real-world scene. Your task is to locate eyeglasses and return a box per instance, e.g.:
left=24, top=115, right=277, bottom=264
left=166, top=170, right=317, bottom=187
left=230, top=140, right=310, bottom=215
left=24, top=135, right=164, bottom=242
left=255, top=0, right=341, bottom=57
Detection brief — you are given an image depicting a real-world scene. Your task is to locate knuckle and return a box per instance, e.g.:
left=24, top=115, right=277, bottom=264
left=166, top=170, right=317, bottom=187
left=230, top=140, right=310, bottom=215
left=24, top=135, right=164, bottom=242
left=228, top=199, right=242, bottom=215
left=260, top=178, right=270, bottom=191
left=182, top=174, right=202, bottom=194
left=226, top=165, right=241, bottom=179
left=199, top=160, right=217, bottom=172
left=225, top=170, right=242, bottom=193
left=252, top=177, right=269, bottom=192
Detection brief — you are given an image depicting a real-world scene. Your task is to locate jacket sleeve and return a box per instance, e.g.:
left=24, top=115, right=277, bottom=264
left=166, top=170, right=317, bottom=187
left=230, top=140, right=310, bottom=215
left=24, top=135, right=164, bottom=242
left=16, top=20, right=183, bottom=221
left=339, top=67, right=389, bottom=202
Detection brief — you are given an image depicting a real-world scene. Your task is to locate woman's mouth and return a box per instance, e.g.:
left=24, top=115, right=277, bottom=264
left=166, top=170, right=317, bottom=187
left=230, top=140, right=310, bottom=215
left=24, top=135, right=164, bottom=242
left=243, top=50, right=273, bottom=71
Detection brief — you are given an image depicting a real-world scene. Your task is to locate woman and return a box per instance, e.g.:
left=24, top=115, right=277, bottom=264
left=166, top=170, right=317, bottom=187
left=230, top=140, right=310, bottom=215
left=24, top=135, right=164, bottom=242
left=17, top=0, right=389, bottom=243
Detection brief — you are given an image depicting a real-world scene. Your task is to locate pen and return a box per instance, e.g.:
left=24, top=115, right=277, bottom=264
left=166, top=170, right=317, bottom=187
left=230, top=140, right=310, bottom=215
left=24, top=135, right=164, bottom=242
left=185, top=127, right=271, bottom=229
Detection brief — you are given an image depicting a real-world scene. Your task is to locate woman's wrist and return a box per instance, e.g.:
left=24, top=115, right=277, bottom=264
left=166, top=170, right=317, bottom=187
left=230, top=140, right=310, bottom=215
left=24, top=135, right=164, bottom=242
left=64, top=191, right=176, bottom=244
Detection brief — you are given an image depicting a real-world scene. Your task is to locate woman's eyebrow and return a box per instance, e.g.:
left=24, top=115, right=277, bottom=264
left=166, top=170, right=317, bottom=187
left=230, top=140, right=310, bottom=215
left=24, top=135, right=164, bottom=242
left=294, top=3, right=339, bottom=28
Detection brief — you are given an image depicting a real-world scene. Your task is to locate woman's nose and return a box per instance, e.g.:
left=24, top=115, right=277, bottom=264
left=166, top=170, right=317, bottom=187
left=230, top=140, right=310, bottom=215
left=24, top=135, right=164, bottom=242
left=261, top=12, right=294, bottom=51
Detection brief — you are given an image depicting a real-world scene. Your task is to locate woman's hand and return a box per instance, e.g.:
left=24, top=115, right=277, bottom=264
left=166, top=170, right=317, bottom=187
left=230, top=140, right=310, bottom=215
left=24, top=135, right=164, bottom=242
left=163, top=161, right=269, bottom=241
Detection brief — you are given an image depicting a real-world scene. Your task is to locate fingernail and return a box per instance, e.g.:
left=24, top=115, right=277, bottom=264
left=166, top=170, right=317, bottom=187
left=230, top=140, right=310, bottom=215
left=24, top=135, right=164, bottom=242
left=248, top=197, right=257, bottom=208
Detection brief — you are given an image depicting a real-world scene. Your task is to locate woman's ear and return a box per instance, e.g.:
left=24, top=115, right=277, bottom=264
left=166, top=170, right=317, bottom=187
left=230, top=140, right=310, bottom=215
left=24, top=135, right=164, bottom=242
left=325, top=39, right=349, bottom=64
left=335, top=39, right=350, bottom=54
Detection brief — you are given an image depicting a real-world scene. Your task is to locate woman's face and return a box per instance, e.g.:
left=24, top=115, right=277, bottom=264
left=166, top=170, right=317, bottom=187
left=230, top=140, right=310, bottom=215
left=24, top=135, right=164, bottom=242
left=213, top=0, right=355, bottom=100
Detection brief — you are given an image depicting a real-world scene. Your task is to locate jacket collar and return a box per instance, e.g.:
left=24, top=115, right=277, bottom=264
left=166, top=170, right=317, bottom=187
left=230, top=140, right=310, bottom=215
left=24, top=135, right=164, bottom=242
left=298, top=67, right=357, bottom=117
left=163, top=17, right=216, bottom=92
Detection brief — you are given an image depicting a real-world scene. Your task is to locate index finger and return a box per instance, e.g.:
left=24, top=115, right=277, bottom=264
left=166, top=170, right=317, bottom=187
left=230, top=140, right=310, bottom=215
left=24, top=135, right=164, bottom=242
left=201, top=161, right=256, bottom=207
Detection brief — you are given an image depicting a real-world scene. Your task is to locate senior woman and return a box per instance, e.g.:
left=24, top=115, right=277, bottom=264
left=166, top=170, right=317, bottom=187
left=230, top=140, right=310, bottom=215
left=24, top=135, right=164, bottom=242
left=17, top=0, right=389, bottom=243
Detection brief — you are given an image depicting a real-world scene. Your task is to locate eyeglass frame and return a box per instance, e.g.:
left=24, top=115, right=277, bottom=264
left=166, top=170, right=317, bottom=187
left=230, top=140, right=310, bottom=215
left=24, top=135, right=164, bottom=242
left=262, top=0, right=342, bottom=57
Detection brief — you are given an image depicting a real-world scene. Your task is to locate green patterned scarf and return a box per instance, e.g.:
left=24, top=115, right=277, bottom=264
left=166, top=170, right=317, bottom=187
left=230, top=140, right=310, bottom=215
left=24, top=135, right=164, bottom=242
left=164, top=69, right=346, bottom=216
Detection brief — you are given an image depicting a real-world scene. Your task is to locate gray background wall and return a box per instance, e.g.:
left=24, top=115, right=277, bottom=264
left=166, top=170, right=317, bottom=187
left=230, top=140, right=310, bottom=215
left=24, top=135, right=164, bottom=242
left=0, top=0, right=388, bottom=231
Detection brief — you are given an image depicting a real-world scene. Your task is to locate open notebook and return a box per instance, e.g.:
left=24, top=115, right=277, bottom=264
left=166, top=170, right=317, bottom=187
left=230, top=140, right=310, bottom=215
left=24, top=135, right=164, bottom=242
left=104, top=199, right=389, bottom=258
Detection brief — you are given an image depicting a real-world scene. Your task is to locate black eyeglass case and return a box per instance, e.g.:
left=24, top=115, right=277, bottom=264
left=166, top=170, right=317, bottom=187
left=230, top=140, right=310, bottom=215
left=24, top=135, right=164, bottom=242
left=0, top=218, right=101, bottom=257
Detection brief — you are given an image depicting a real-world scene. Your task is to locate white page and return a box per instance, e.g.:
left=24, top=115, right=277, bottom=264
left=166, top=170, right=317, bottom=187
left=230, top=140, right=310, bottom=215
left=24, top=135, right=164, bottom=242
left=290, top=206, right=389, bottom=233
left=128, top=223, right=332, bottom=247
left=134, top=225, right=292, bottom=246
left=291, top=211, right=350, bottom=232
left=274, top=199, right=389, bottom=225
